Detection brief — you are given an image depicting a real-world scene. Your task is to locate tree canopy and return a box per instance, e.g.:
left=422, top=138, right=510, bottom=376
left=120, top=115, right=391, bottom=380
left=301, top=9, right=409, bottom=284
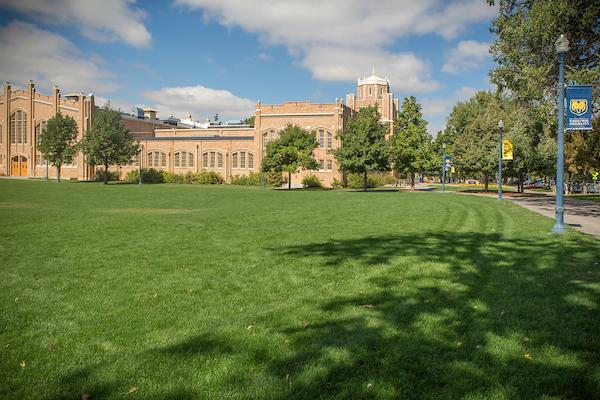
left=332, top=106, right=389, bottom=190
left=80, top=107, right=139, bottom=184
left=390, top=97, right=434, bottom=189
left=261, top=124, right=318, bottom=189
left=37, top=112, right=78, bottom=182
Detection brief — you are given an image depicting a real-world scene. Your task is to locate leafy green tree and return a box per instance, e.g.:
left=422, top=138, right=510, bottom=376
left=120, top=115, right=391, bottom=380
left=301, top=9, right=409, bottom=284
left=390, top=97, right=433, bottom=189
left=449, top=91, right=502, bottom=191
left=490, top=0, right=599, bottom=108
left=243, top=116, right=255, bottom=127
left=261, top=124, right=318, bottom=189
left=80, top=107, right=139, bottom=184
left=566, top=116, right=600, bottom=186
left=38, top=112, right=78, bottom=182
left=332, top=106, right=389, bottom=191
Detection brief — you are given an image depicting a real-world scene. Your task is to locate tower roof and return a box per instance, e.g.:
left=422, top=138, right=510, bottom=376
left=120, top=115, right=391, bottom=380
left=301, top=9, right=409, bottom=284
left=358, top=73, right=389, bottom=86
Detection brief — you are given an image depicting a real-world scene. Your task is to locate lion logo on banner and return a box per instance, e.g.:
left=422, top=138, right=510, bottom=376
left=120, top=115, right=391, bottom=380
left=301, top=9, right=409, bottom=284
left=570, top=99, right=588, bottom=116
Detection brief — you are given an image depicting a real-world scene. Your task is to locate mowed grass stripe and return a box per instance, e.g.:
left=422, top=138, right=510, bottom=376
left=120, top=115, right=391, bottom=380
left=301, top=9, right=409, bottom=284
left=0, top=179, right=599, bottom=400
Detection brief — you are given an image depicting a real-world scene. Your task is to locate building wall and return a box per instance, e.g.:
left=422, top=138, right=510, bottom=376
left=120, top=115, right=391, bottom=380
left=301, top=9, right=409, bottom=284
left=0, top=81, right=94, bottom=180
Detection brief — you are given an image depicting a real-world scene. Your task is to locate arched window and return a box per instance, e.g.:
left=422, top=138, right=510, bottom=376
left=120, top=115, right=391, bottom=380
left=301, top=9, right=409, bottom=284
left=327, top=131, right=333, bottom=148
left=174, top=151, right=194, bottom=168
left=35, top=121, right=47, bottom=165
left=10, top=110, right=28, bottom=144
left=232, top=151, right=254, bottom=169
left=262, top=130, right=279, bottom=153
left=318, top=130, right=325, bottom=148
left=202, top=151, right=223, bottom=169
left=147, top=151, right=167, bottom=168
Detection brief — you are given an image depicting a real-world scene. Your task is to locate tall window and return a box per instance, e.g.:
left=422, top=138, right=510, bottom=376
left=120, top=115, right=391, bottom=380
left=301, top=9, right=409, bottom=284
left=35, top=121, right=47, bottom=165
left=127, top=155, right=140, bottom=166
left=147, top=151, right=166, bottom=168
left=232, top=151, right=254, bottom=169
left=10, top=110, right=28, bottom=144
left=262, top=130, right=279, bottom=153
left=368, top=86, right=372, bottom=96
left=318, top=130, right=325, bottom=148
left=174, top=151, right=194, bottom=168
left=326, top=131, right=333, bottom=149
left=202, top=151, right=223, bottom=169
left=327, top=159, right=333, bottom=171
left=319, top=159, right=325, bottom=171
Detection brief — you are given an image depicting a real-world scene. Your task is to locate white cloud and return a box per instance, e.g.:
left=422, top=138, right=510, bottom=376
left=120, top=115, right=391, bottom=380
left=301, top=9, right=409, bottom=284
left=301, top=46, right=439, bottom=93
left=257, top=53, right=273, bottom=62
left=176, top=0, right=496, bottom=92
left=442, top=40, right=490, bottom=74
left=142, top=85, right=255, bottom=121
left=0, top=21, right=116, bottom=94
left=0, top=0, right=151, bottom=48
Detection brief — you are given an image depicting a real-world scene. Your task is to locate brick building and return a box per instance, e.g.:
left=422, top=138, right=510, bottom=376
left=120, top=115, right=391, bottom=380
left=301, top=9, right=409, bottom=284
left=0, top=73, right=397, bottom=186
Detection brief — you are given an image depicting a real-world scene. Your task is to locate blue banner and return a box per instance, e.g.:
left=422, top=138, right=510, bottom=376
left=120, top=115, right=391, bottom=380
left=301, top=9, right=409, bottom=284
left=566, top=85, right=593, bottom=130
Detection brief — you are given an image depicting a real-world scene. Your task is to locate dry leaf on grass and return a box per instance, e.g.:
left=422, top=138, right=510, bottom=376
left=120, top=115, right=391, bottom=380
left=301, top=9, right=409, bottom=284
left=127, top=386, right=139, bottom=394
left=360, top=304, right=375, bottom=309
left=19, top=360, right=26, bottom=369
left=524, top=352, right=533, bottom=360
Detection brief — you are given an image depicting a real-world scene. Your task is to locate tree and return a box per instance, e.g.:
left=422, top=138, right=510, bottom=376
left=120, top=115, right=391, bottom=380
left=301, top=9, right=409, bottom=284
left=566, top=116, right=600, bottom=187
left=243, top=116, right=255, bottom=127
left=390, top=97, right=433, bottom=189
left=80, top=107, right=139, bottom=184
left=38, top=112, right=78, bottom=182
left=449, top=92, right=502, bottom=191
left=490, top=0, right=599, bottom=107
left=261, top=124, right=318, bottom=189
left=332, top=107, right=389, bottom=191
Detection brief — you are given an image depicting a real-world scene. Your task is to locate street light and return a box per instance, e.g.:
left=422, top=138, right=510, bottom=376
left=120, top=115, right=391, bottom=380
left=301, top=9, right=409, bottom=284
left=552, top=34, right=569, bottom=234
left=498, top=120, right=504, bottom=201
left=442, top=143, right=446, bottom=193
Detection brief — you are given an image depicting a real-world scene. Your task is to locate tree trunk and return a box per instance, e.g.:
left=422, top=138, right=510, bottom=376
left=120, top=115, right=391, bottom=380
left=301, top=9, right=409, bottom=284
left=483, top=173, right=489, bottom=192
left=363, top=171, right=368, bottom=191
left=288, top=171, right=291, bottom=190
left=104, top=164, right=110, bottom=184
left=57, top=165, right=61, bottom=183
left=518, top=172, right=523, bottom=193
left=410, top=172, right=415, bottom=190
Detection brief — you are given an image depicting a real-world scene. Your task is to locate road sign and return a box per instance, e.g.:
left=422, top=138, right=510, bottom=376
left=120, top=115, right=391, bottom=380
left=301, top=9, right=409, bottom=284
left=566, top=85, right=593, bottom=130
left=502, top=140, right=513, bottom=160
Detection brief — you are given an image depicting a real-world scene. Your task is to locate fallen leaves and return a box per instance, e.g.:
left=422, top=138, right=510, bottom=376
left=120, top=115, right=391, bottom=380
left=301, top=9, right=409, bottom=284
left=302, top=320, right=310, bottom=328
left=19, top=360, right=26, bottom=369
left=246, top=325, right=254, bottom=332
left=127, top=386, right=139, bottom=394
left=524, top=352, right=533, bottom=360
left=49, top=341, right=56, bottom=353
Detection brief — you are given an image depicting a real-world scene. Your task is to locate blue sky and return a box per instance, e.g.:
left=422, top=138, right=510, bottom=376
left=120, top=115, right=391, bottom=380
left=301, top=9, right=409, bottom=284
left=0, top=0, right=497, bottom=135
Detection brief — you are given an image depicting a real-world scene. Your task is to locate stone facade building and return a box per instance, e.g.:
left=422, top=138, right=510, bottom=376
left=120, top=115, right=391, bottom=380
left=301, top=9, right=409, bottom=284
left=0, top=73, right=397, bottom=186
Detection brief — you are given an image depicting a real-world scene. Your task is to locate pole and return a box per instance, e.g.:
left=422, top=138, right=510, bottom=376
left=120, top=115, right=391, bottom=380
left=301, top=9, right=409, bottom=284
left=261, top=171, right=265, bottom=191
left=552, top=51, right=566, bottom=233
left=442, top=150, right=446, bottom=193
left=498, top=126, right=503, bottom=201
left=138, top=148, right=142, bottom=185
left=45, top=159, right=49, bottom=181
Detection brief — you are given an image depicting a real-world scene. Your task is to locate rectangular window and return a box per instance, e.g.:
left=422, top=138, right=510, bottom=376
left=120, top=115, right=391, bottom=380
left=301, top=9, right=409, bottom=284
left=174, top=153, right=180, bottom=167
left=232, top=153, right=238, bottom=168
left=188, top=152, right=194, bottom=168
left=327, top=132, right=332, bottom=148
left=153, top=152, right=159, bottom=167
left=161, top=153, right=166, bottom=167
left=217, top=153, right=223, bottom=168
left=10, top=115, right=15, bottom=143
left=16, top=111, right=22, bottom=144
left=327, top=159, right=332, bottom=171
left=23, top=114, right=27, bottom=144
left=203, top=153, right=208, bottom=168
left=248, top=153, right=254, bottom=169
left=319, top=130, right=325, bottom=148
left=319, top=159, right=324, bottom=171
left=240, top=152, right=246, bottom=169
left=210, top=152, right=215, bottom=168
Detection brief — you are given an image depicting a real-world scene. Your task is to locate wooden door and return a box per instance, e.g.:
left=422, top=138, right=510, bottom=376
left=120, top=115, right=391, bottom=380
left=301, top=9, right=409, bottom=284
left=20, top=157, right=27, bottom=175
left=11, top=157, right=19, bottom=176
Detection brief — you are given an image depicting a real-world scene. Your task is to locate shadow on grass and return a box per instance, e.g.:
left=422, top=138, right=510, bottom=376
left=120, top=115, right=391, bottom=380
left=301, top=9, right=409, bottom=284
left=49, top=232, right=600, bottom=399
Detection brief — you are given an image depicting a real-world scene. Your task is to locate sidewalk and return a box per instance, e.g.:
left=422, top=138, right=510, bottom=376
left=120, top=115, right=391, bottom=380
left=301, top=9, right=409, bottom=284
left=507, top=195, right=600, bottom=238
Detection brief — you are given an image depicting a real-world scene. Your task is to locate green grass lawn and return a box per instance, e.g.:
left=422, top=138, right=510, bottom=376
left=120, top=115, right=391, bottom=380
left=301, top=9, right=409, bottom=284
left=1, top=180, right=599, bottom=400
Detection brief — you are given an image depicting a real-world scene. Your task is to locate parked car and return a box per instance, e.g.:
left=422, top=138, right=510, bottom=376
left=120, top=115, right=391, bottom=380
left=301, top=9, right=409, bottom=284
left=526, top=181, right=546, bottom=189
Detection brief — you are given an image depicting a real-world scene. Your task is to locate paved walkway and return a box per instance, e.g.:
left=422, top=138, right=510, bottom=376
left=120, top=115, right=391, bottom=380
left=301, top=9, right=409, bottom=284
left=507, top=195, right=600, bottom=238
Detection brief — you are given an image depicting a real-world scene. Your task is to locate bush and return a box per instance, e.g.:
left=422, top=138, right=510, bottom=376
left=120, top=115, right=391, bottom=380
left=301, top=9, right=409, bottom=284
left=231, top=172, right=262, bottom=186
left=162, top=171, right=185, bottom=184
left=265, top=171, right=285, bottom=187
left=192, top=171, right=224, bottom=185
left=126, top=168, right=164, bottom=184
left=94, top=169, right=119, bottom=182
left=347, top=172, right=394, bottom=189
left=332, top=177, right=344, bottom=189
left=302, top=174, right=322, bottom=188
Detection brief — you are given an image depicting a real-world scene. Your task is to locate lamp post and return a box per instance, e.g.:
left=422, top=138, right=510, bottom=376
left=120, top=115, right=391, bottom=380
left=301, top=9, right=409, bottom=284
left=442, top=143, right=446, bottom=193
left=498, top=120, right=504, bottom=201
left=552, top=34, right=569, bottom=234
left=138, top=147, right=142, bottom=185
